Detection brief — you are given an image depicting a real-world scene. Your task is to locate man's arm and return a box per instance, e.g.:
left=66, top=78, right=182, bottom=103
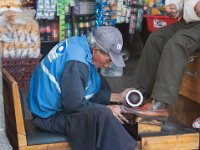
left=90, top=74, right=111, bottom=105
left=91, top=75, right=128, bottom=104
left=60, top=61, right=93, bottom=113
left=60, top=61, right=128, bottom=123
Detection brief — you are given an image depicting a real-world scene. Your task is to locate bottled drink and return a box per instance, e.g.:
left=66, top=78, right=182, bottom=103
left=46, top=24, right=52, bottom=41
left=51, top=22, right=59, bottom=41
left=135, top=8, right=144, bottom=31
left=39, top=20, right=46, bottom=41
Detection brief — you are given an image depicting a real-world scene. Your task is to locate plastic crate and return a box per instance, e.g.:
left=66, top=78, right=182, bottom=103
left=2, top=58, right=40, bottom=88
left=144, top=15, right=177, bottom=32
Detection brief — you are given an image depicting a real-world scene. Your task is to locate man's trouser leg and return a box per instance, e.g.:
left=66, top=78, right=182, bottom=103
left=152, top=21, right=200, bottom=104
left=133, top=20, right=186, bottom=97
left=32, top=104, right=137, bottom=150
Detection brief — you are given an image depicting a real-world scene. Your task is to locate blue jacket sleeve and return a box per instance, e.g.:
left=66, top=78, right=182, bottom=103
left=90, top=74, right=111, bottom=105
left=60, top=61, right=111, bottom=114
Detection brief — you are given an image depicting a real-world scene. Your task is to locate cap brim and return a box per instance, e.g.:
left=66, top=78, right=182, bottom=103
left=109, top=52, right=125, bottom=68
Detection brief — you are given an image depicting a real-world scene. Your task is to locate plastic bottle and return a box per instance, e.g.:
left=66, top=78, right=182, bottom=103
left=46, top=24, right=52, bottom=41
left=51, top=22, right=59, bottom=41
left=135, top=8, right=144, bottom=31
left=39, top=20, right=46, bottom=41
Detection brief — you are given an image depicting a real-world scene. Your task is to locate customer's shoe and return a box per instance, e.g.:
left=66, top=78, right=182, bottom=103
left=121, top=99, right=169, bottom=121
left=135, top=98, right=153, bottom=110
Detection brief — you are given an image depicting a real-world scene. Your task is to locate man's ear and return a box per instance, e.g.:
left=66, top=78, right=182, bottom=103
left=92, top=47, right=99, bottom=54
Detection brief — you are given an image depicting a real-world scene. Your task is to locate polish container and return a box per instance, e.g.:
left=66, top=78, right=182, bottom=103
left=125, top=89, right=143, bottom=107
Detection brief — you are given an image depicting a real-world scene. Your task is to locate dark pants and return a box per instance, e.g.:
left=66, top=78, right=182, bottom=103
left=32, top=104, right=137, bottom=150
left=133, top=19, right=200, bottom=104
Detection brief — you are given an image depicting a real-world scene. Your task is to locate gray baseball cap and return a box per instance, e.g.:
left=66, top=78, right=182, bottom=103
left=94, top=26, right=125, bottom=68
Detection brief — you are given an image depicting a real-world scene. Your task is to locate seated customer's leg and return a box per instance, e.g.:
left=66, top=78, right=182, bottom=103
left=32, top=104, right=137, bottom=150
left=133, top=23, right=183, bottom=97
left=129, top=24, right=200, bottom=121
left=152, top=25, right=200, bottom=105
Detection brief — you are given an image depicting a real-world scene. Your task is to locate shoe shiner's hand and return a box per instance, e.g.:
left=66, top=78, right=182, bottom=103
left=107, top=105, right=129, bottom=124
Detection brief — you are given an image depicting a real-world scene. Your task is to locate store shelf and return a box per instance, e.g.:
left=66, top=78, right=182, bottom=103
left=41, top=41, right=59, bottom=43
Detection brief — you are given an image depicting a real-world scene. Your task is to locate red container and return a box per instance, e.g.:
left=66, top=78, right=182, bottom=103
left=144, top=15, right=177, bottom=32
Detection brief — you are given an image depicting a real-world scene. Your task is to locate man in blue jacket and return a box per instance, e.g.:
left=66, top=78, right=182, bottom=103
left=27, top=26, right=137, bottom=150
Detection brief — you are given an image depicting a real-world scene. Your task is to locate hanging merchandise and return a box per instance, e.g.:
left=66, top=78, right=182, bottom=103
left=109, top=0, right=145, bottom=42
left=73, top=0, right=96, bottom=36
left=130, top=0, right=145, bottom=32
left=135, top=6, right=144, bottom=31
left=129, top=13, right=136, bottom=34
left=74, top=0, right=96, bottom=15
left=96, top=0, right=117, bottom=27
left=36, top=0, right=57, bottom=20
left=126, top=0, right=145, bottom=42
left=57, top=0, right=74, bottom=41
left=35, top=0, right=59, bottom=42
left=116, top=0, right=128, bottom=24
left=59, top=15, right=66, bottom=41
left=57, top=0, right=74, bottom=16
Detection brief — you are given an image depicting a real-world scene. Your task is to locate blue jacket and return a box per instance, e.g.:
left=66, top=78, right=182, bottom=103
left=28, top=35, right=101, bottom=118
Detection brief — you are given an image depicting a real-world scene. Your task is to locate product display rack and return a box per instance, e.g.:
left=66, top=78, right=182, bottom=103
left=38, top=1, right=96, bottom=57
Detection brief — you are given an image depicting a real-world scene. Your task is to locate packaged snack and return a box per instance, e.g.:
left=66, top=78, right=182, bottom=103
left=3, top=42, right=9, bottom=58
left=0, top=42, right=2, bottom=54
left=36, top=0, right=57, bottom=20
left=0, top=0, right=22, bottom=11
left=0, top=10, right=41, bottom=58
left=21, top=42, right=28, bottom=58
left=96, top=0, right=117, bottom=27
left=28, top=47, right=33, bottom=58
left=33, top=45, right=40, bottom=58
left=15, top=42, right=21, bottom=58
